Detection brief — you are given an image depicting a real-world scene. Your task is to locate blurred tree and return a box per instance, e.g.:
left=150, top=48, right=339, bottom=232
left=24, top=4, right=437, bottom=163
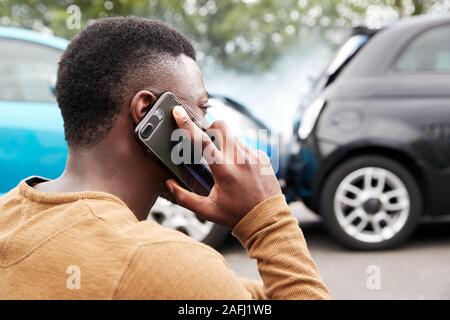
left=0, top=0, right=448, bottom=71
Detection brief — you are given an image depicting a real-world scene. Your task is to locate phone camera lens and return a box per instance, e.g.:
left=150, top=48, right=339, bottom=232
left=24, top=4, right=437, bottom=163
left=141, top=123, right=154, bottom=139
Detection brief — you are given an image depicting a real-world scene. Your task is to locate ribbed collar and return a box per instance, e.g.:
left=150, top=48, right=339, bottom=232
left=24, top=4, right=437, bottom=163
left=20, top=176, right=130, bottom=209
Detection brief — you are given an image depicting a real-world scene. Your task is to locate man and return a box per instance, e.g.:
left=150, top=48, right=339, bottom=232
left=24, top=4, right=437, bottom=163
left=0, top=17, right=330, bottom=299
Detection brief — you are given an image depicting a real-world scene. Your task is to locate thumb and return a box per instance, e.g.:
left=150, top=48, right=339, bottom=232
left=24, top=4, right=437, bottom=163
left=165, top=179, right=213, bottom=218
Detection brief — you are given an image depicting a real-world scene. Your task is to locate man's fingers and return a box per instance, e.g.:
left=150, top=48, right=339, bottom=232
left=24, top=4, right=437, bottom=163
left=208, top=120, right=232, bottom=150
left=173, top=105, right=218, bottom=152
left=208, top=120, right=245, bottom=164
left=236, top=138, right=251, bottom=155
left=165, top=179, right=213, bottom=218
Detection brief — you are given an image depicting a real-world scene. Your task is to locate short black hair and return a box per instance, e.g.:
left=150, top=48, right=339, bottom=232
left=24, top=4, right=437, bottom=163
left=56, top=17, right=196, bottom=148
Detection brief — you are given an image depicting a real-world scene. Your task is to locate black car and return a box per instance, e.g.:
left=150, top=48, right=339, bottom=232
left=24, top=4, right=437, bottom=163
left=284, top=15, right=450, bottom=250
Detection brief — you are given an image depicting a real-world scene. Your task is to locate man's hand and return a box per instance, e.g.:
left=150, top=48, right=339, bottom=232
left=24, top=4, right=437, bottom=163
left=165, top=105, right=282, bottom=229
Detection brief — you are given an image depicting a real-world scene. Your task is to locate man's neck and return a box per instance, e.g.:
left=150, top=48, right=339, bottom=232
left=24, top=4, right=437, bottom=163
left=33, top=143, right=167, bottom=221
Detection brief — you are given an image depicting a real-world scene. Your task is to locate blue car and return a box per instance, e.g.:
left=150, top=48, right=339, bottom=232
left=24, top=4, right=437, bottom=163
left=0, top=27, right=277, bottom=248
left=0, top=27, right=68, bottom=192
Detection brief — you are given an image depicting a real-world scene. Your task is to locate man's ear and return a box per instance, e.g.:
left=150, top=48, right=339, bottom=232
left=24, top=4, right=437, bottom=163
left=130, top=90, right=158, bottom=124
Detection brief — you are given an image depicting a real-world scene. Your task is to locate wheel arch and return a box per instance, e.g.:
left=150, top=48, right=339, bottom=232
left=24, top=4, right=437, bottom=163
left=311, top=142, right=427, bottom=215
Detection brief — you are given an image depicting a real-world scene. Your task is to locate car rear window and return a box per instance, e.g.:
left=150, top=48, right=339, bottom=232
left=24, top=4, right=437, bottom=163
left=0, top=38, right=61, bottom=103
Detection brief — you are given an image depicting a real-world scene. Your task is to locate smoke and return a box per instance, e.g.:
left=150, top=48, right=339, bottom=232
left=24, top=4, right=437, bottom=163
left=204, top=34, right=334, bottom=138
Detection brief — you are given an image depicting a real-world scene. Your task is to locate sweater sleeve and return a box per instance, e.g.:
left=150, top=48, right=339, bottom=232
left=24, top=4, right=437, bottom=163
left=114, top=195, right=330, bottom=300
left=232, top=195, right=330, bottom=299
left=238, top=278, right=268, bottom=300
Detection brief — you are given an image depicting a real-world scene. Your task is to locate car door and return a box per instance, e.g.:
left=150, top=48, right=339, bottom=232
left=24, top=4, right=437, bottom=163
left=0, top=37, right=67, bottom=194
left=389, top=23, right=450, bottom=214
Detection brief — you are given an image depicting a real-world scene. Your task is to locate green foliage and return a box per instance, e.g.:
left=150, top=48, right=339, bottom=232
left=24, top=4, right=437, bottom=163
left=0, top=0, right=447, bottom=71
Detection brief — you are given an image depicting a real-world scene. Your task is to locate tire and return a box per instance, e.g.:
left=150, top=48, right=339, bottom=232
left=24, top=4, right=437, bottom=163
left=201, top=223, right=229, bottom=249
left=319, top=155, right=422, bottom=250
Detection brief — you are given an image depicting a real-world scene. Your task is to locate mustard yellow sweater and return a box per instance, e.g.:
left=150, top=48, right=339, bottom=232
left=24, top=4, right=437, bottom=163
left=0, top=177, right=330, bottom=299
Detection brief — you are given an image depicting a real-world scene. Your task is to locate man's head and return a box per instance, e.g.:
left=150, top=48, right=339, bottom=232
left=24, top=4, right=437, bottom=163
left=56, top=16, right=209, bottom=149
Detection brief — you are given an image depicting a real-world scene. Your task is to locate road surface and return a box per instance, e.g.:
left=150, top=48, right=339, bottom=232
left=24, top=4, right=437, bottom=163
left=222, top=202, right=450, bottom=299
